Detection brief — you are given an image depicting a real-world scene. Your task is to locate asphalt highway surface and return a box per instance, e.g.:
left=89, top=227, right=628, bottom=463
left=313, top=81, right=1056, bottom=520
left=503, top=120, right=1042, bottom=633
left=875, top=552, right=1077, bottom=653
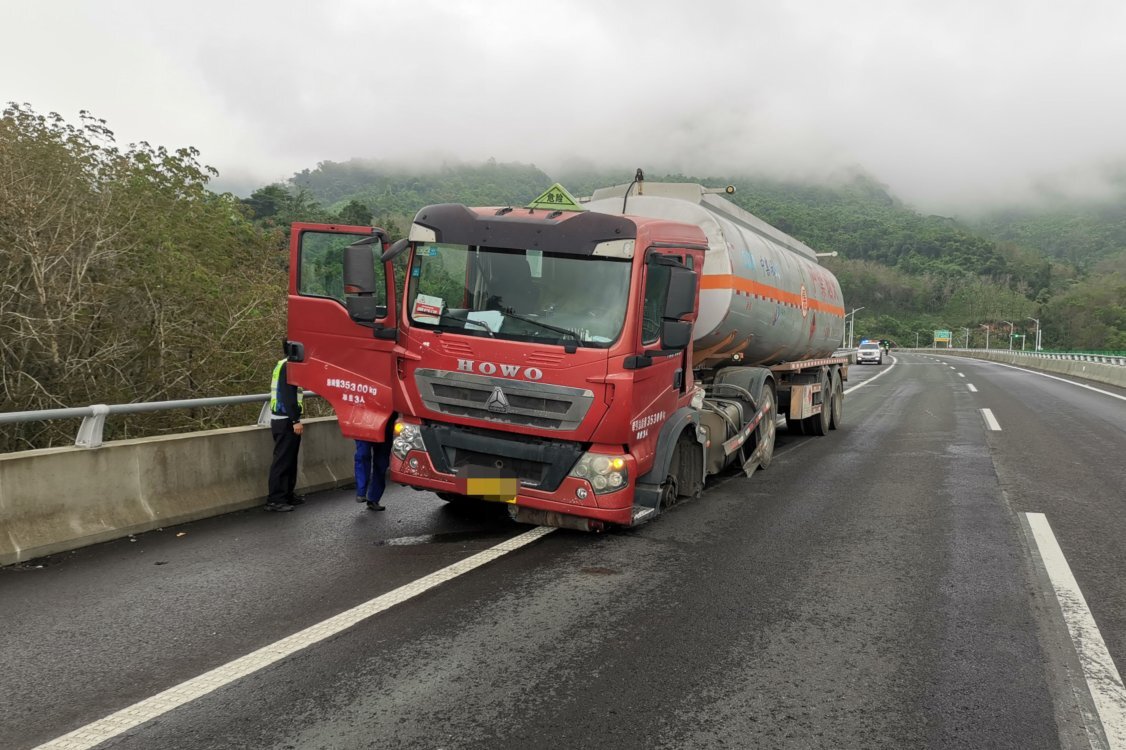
left=3, top=352, right=1125, bottom=749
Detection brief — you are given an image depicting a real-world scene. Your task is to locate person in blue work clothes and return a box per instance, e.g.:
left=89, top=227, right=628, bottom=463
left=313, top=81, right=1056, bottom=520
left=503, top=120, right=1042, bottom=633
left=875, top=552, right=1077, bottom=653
left=265, top=350, right=305, bottom=512
left=354, top=421, right=393, bottom=511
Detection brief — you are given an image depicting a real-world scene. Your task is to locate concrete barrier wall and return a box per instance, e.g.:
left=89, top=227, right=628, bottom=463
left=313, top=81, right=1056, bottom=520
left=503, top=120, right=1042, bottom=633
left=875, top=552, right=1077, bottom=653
left=929, top=350, right=1126, bottom=389
left=0, top=418, right=354, bottom=566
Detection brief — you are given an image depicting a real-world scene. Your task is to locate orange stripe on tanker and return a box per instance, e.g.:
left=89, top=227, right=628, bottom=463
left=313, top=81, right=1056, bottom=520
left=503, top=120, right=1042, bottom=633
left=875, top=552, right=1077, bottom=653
left=700, top=275, right=846, bottom=317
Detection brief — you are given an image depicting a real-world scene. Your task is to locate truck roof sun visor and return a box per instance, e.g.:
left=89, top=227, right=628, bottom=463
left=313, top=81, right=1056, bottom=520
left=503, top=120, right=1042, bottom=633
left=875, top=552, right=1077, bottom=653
left=412, top=203, right=637, bottom=256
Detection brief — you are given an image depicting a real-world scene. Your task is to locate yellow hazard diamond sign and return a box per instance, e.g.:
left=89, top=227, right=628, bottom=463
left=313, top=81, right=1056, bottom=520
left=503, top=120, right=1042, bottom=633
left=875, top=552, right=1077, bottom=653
left=526, top=183, right=584, bottom=212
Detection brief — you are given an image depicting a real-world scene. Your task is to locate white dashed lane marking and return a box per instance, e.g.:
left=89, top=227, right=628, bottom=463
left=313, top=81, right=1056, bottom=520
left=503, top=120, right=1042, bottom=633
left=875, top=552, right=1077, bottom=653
left=981, top=408, right=1001, bottom=431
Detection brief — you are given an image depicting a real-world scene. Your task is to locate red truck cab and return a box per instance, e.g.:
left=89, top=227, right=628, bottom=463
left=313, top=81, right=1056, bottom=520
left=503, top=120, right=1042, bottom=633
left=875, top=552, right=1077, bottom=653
left=367, top=194, right=707, bottom=528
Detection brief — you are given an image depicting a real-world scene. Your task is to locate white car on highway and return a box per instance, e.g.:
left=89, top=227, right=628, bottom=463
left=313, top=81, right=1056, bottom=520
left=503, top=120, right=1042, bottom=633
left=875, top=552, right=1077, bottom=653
left=857, top=342, right=884, bottom=365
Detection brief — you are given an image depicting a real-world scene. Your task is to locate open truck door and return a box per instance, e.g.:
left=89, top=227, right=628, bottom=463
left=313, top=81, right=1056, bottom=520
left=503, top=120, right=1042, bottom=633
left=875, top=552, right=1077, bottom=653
left=285, top=223, right=400, bottom=442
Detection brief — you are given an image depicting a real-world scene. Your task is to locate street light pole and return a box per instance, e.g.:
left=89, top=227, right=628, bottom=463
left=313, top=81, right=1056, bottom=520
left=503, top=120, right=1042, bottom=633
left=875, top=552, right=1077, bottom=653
left=981, top=324, right=991, bottom=350
left=915, top=331, right=920, bottom=348
left=1002, top=320, right=1014, bottom=350
left=844, top=307, right=864, bottom=348
left=1027, top=317, right=1041, bottom=351
left=961, top=327, right=970, bottom=349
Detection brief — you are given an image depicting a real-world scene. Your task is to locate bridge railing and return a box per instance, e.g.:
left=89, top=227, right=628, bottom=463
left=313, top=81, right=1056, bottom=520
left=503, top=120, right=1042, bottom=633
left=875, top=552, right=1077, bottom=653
left=0, top=392, right=319, bottom=449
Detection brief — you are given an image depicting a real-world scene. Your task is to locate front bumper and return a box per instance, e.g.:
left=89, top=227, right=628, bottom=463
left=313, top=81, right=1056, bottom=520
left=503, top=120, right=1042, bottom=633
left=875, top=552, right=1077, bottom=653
left=391, top=450, right=636, bottom=526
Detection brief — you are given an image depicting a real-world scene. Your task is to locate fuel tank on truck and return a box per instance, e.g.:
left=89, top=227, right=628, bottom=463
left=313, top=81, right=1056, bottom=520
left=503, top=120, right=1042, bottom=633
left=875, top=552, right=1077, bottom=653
left=585, top=182, right=845, bottom=368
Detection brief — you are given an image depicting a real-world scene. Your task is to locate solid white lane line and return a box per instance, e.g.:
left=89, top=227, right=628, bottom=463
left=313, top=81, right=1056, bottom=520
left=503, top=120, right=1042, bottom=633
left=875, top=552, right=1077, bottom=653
left=967, top=384, right=978, bottom=392
left=981, top=408, right=1001, bottom=431
left=33, top=526, right=556, bottom=750
left=843, top=356, right=897, bottom=395
left=1025, top=513, right=1126, bottom=748
left=986, top=361, right=1126, bottom=402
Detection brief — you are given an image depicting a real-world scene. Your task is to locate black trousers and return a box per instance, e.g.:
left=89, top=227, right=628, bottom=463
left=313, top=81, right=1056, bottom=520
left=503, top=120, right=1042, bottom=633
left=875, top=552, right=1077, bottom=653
left=268, top=419, right=301, bottom=504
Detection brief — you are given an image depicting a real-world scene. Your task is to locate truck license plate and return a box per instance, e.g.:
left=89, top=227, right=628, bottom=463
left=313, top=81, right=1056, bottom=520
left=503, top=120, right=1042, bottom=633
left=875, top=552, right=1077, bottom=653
left=457, top=467, right=519, bottom=503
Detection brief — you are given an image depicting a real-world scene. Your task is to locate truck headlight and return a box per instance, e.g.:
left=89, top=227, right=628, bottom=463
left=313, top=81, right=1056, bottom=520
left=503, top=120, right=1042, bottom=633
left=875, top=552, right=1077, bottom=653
left=392, top=421, right=424, bottom=459
left=569, top=453, right=628, bottom=494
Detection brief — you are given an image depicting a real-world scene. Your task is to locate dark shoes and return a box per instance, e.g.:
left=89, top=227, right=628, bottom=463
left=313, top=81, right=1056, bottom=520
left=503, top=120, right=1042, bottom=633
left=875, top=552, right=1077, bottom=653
left=264, top=502, right=294, bottom=512
left=286, top=495, right=305, bottom=506
left=355, top=495, right=367, bottom=503
left=366, top=501, right=385, bottom=512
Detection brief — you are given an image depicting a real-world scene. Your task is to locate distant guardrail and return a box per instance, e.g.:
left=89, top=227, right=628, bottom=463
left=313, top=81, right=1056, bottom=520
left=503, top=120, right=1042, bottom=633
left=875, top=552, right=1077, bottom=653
left=915, top=348, right=1126, bottom=366
left=0, top=391, right=319, bottom=449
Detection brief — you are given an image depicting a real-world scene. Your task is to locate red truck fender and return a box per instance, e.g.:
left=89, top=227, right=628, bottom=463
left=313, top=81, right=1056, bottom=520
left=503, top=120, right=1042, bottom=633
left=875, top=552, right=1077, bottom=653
left=634, top=407, right=705, bottom=512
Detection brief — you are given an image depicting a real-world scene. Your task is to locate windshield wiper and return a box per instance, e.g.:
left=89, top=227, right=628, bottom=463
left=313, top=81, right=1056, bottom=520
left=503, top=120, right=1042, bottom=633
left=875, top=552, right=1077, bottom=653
left=501, top=310, right=582, bottom=345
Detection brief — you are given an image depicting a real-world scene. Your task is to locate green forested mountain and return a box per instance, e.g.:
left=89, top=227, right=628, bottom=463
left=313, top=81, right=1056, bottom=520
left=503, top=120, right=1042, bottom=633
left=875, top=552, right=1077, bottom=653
left=292, top=158, right=554, bottom=216
left=970, top=178, right=1126, bottom=269
left=968, top=191, right=1126, bottom=351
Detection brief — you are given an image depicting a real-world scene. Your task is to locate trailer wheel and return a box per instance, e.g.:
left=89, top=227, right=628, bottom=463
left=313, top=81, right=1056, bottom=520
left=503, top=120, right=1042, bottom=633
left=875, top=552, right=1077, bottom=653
left=829, top=370, right=844, bottom=430
left=754, top=382, right=777, bottom=470
left=809, top=369, right=832, bottom=436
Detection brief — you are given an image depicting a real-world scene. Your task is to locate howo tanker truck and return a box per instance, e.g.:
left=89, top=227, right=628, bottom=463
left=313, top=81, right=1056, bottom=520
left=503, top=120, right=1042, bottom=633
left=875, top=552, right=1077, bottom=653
left=283, top=175, right=848, bottom=531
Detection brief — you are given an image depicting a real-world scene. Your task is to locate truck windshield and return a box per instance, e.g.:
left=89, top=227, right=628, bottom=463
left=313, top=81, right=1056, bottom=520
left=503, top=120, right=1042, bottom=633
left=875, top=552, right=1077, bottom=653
left=407, top=243, right=631, bottom=348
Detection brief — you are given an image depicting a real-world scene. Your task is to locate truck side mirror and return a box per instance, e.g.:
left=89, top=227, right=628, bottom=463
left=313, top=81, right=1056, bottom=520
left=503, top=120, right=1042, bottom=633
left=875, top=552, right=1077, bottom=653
left=663, top=265, right=697, bottom=320
left=381, top=238, right=409, bottom=263
left=660, top=319, right=693, bottom=351
left=344, top=242, right=381, bottom=323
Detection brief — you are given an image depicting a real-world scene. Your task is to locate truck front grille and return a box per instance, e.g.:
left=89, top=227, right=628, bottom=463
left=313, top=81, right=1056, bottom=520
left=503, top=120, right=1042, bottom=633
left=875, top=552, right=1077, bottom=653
left=414, top=368, right=594, bottom=431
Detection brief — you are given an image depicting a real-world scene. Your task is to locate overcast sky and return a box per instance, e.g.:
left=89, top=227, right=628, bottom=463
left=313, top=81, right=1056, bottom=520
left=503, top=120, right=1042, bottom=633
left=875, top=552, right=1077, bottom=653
left=4, top=0, right=1125, bottom=213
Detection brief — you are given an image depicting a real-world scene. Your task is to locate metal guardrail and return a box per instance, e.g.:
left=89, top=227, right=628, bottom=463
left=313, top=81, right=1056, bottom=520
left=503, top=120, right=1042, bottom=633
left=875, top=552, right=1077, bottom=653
left=0, top=391, right=319, bottom=449
left=918, top=348, right=1126, bottom=366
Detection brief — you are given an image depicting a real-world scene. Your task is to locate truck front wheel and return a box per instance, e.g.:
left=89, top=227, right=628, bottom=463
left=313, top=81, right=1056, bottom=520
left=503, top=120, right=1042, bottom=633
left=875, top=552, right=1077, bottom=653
left=660, top=431, right=703, bottom=513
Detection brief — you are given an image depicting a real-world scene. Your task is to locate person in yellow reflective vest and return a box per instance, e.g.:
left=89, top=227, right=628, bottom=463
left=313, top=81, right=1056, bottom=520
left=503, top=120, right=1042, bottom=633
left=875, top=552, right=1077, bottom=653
left=266, top=348, right=304, bottom=512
